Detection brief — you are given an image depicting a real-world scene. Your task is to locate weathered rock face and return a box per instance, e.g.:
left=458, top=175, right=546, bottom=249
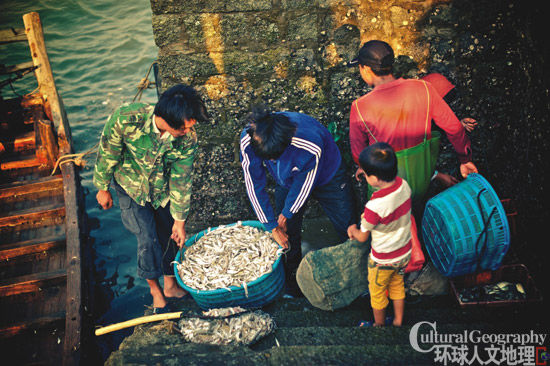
left=150, top=0, right=548, bottom=280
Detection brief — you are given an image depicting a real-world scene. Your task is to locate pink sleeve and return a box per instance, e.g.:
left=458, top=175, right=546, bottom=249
left=349, top=100, right=369, bottom=165
left=428, top=83, right=472, bottom=163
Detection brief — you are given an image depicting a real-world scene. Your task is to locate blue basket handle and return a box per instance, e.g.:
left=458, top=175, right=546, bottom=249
left=474, top=188, right=497, bottom=273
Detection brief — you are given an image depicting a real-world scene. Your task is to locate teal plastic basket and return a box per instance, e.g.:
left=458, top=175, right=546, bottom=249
left=421, top=174, right=510, bottom=277
left=173, top=220, right=285, bottom=309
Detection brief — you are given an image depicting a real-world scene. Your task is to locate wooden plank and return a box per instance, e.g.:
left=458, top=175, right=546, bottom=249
left=37, top=118, right=59, bottom=168
left=23, top=12, right=73, bottom=155
left=11, top=130, right=36, bottom=153
left=0, top=153, right=44, bottom=171
left=0, top=175, right=63, bottom=200
left=0, top=61, right=35, bottom=75
left=60, top=161, right=84, bottom=365
left=0, top=217, right=65, bottom=244
left=0, top=312, right=65, bottom=339
left=0, top=234, right=65, bottom=260
left=0, top=268, right=66, bottom=297
left=0, top=174, right=62, bottom=190
left=0, top=204, right=65, bottom=226
left=0, top=166, right=52, bottom=184
left=0, top=132, right=35, bottom=160
left=0, top=27, right=27, bottom=45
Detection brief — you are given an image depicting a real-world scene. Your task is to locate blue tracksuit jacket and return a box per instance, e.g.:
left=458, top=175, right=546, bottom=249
left=239, top=112, right=341, bottom=230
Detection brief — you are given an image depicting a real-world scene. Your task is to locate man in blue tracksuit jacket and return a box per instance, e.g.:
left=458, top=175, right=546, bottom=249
left=240, top=107, right=356, bottom=296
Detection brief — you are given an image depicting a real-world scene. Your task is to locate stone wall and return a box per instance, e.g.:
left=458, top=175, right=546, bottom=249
left=150, top=0, right=548, bottom=279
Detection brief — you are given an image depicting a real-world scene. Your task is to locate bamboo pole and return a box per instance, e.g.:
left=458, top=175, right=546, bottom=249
left=95, top=312, right=183, bottom=336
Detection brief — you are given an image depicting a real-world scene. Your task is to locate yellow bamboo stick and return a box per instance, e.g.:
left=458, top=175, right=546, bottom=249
left=95, top=311, right=182, bottom=336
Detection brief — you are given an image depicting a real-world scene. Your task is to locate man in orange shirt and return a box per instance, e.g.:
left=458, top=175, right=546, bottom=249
left=348, top=40, right=478, bottom=182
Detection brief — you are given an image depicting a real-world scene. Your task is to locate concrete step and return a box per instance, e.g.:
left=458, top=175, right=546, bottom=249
left=269, top=305, right=544, bottom=329
left=252, top=322, right=545, bottom=351
left=264, top=295, right=545, bottom=329
left=265, top=344, right=433, bottom=366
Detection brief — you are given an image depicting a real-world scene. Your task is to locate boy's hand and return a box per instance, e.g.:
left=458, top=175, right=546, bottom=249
left=347, top=224, right=358, bottom=240
left=348, top=224, right=370, bottom=242
left=96, top=190, right=113, bottom=210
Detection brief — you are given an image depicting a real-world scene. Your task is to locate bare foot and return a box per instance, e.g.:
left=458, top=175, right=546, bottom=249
left=164, top=286, right=188, bottom=299
left=163, top=275, right=188, bottom=298
left=147, top=279, right=168, bottom=308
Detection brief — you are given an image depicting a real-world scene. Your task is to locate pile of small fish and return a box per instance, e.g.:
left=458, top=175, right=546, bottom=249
left=176, top=306, right=275, bottom=346
left=458, top=281, right=526, bottom=303
left=176, top=222, right=282, bottom=291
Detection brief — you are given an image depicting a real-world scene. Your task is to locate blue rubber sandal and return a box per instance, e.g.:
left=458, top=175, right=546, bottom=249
left=358, top=316, right=394, bottom=327
left=151, top=302, right=175, bottom=314
left=152, top=306, right=171, bottom=314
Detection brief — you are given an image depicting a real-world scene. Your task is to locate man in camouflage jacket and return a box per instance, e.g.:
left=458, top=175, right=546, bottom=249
left=93, top=84, right=208, bottom=312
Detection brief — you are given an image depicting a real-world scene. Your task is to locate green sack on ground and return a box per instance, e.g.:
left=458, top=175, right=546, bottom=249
left=296, top=239, right=370, bottom=311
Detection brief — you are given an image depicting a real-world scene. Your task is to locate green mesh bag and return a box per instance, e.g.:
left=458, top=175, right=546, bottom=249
left=296, top=239, right=370, bottom=311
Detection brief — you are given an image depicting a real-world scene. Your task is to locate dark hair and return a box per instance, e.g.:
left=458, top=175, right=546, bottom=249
left=246, top=105, right=296, bottom=160
left=370, top=66, right=393, bottom=77
left=358, top=142, right=397, bottom=182
left=153, top=84, right=208, bottom=129
left=358, top=40, right=394, bottom=76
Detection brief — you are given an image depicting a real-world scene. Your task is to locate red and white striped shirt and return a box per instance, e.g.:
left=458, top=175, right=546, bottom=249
left=360, top=176, right=412, bottom=264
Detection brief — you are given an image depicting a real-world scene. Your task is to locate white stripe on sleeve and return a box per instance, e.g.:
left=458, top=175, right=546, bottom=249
left=240, top=135, right=268, bottom=223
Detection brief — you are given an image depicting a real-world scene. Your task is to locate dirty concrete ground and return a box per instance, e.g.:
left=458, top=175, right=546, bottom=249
left=104, top=217, right=547, bottom=365
left=105, top=288, right=545, bottom=365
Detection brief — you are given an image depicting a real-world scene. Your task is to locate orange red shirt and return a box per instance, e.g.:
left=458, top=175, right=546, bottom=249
left=349, top=78, right=472, bottom=165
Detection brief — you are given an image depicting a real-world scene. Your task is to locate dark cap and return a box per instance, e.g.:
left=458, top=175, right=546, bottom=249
left=348, top=40, right=394, bottom=70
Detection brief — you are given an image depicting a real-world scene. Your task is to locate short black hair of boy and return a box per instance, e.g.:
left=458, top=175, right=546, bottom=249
left=246, top=105, right=296, bottom=160
left=358, top=142, right=397, bottom=182
left=154, top=84, right=208, bottom=129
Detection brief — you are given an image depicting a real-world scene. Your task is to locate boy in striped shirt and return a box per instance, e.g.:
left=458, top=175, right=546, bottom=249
left=347, top=142, right=412, bottom=327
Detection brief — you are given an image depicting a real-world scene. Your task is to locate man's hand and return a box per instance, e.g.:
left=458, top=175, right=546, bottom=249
left=96, top=190, right=113, bottom=210
left=460, top=162, right=478, bottom=178
left=171, top=220, right=186, bottom=248
left=272, top=226, right=289, bottom=249
left=460, top=118, right=477, bottom=132
left=434, top=172, right=459, bottom=187
left=277, top=214, right=288, bottom=233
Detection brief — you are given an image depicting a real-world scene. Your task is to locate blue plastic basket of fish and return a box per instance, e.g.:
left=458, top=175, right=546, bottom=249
left=422, top=173, right=510, bottom=277
left=173, top=220, right=285, bottom=310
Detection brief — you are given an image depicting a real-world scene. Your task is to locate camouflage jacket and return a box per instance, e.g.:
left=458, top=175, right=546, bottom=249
left=93, top=102, right=197, bottom=221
